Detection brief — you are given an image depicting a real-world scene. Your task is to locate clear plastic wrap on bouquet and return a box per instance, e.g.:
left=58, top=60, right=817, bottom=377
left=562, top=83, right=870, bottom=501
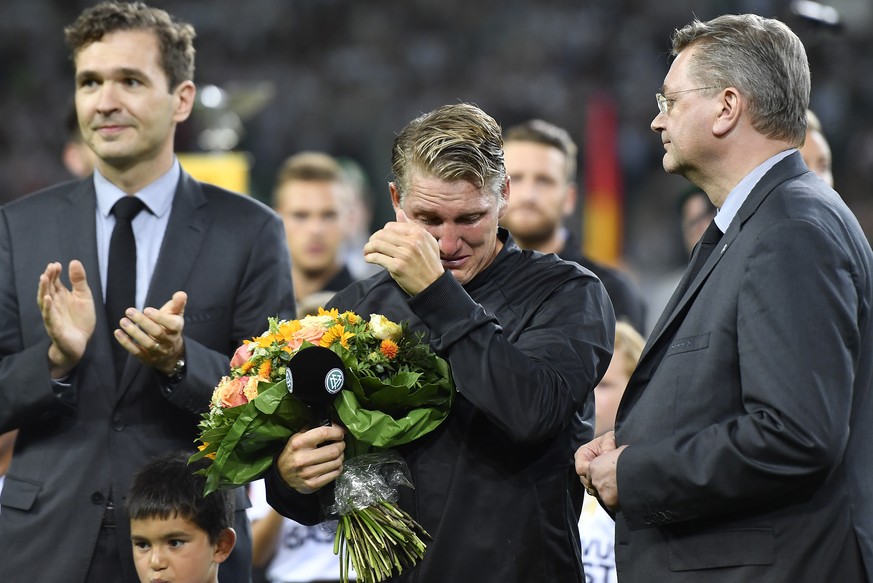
left=329, top=451, right=430, bottom=583
left=330, top=451, right=411, bottom=515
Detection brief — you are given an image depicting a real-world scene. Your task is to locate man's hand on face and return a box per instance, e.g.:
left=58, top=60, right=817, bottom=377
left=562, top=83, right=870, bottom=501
left=363, top=208, right=444, bottom=296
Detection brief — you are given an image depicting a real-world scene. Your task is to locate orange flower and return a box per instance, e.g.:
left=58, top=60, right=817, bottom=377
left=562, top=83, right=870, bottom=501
left=321, top=324, right=355, bottom=348
left=238, top=359, right=256, bottom=375
left=258, top=360, right=272, bottom=380
left=380, top=339, right=399, bottom=359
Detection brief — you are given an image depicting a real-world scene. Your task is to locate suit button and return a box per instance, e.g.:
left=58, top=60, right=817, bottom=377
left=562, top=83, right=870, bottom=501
left=643, top=514, right=653, bottom=525
left=91, top=491, right=105, bottom=505
left=112, top=413, right=124, bottom=431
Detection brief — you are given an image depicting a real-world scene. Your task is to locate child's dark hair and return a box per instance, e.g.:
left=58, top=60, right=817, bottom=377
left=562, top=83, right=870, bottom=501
left=126, top=451, right=233, bottom=544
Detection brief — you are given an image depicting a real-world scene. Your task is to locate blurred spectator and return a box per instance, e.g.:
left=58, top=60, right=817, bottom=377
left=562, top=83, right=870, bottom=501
left=62, top=104, right=97, bottom=178
left=249, top=173, right=359, bottom=580
left=578, top=322, right=644, bottom=583
left=273, top=152, right=357, bottom=304
left=248, top=478, right=354, bottom=583
left=501, top=119, right=647, bottom=333
left=336, top=157, right=381, bottom=280
left=800, top=108, right=834, bottom=188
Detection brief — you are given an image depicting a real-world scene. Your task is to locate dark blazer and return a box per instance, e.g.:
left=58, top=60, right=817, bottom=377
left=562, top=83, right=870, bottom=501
left=613, top=152, right=873, bottom=582
left=0, top=172, right=295, bottom=582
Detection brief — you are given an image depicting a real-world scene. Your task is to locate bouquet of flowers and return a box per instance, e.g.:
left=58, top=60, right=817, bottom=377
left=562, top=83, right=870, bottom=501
left=190, top=308, right=454, bottom=583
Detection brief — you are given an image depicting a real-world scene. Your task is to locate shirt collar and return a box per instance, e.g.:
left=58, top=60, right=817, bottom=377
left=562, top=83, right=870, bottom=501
left=94, top=158, right=181, bottom=218
left=714, top=149, right=795, bottom=232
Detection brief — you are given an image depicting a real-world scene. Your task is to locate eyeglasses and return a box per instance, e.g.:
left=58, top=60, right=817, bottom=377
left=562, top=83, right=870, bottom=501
left=655, top=87, right=717, bottom=115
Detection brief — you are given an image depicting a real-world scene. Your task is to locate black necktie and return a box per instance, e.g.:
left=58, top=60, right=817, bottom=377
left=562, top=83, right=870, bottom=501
left=678, top=219, right=722, bottom=298
left=106, top=196, right=145, bottom=381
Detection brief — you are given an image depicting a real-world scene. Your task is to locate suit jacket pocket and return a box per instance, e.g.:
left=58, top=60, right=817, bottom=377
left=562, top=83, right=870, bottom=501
left=666, top=332, right=710, bottom=356
left=668, top=526, right=774, bottom=571
left=184, top=305, right=225, bottom=324
left=0, top=476, right=42, bottom=511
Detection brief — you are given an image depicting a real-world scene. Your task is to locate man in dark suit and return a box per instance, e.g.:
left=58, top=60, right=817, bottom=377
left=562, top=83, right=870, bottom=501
left=577, top=14, right=873, bottom=582
left=0, top=3, right=294, bottom=582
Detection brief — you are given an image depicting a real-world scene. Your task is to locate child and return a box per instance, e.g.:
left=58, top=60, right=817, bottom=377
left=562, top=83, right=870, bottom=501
left=126, top=452, right=237, bottom=583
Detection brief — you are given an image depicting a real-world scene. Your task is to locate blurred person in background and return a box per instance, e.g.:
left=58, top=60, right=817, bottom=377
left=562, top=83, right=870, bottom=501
left=63, top=104, right=97, bottom=178
left=578, top=322, right=644, bottom=583
left=252, top=151, right=363, bottom=582
left=577, top=14, right=873, bottom=581
left=800, top=108, right=834, bottom=188
left=501, top=119, right=647, bottom=333
left=643, top=186, right=716, bottom=335
left=0, top=3, right=294, bottom=582
left=273, top=152, right=356, bottom=306
left=337, top=157, right=380, bottom=280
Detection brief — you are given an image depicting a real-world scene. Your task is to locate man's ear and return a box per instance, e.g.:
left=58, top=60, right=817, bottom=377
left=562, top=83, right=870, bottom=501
left=497, top=176, right=511, bottom=220
left=389, top=182, right=401, bottom=211
left=173, top=80, right=197, bottom=124
left=213, top=528, right=236, bottom=564
left=713, top=87, right=741, bottom=138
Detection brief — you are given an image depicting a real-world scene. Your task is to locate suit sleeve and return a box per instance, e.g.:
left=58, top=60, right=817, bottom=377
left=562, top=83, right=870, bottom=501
left=409, top=271, right=614, bottom=443
left=0, top=208, right=70, bottom=432
left=617, top=218, right=859, bottom=528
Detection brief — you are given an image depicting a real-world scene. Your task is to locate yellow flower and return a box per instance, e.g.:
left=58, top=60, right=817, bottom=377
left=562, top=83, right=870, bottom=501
left=342, top=311, right=361, bottom=325
left=278, top=319, right=302, bottom=342
left=197, top=442, right=216, bottom=460
left=380, top=339, right=399, bottom=359
left=321, top=324, right=355, bottom=348
left=318, top=307, right=340, bottom=319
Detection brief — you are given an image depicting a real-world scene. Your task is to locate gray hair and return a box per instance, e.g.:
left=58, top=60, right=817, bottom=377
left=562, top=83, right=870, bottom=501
left=391, top=103, right=507, bottom=208
left=672, top=14, right=809, bottom=146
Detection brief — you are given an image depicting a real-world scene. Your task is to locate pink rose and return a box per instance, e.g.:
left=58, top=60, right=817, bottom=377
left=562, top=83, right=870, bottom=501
left=230, top=343, right=253, bottom=368
left=217, top=376, right=249, bottom=408
left=288, top=325, right=326, bottom=352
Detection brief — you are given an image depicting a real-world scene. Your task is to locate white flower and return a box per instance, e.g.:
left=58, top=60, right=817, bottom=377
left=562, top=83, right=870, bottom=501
left=369, top=314, right=402, bottom=340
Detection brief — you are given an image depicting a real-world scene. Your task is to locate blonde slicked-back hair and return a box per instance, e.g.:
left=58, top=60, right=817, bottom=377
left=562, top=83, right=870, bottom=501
left=391, top=103, right=507, bottom=208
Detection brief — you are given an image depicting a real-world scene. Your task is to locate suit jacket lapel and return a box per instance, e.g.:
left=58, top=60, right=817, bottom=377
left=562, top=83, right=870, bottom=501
left=117, top=172, right=210, bottom=397
left=58, top=180, right=119, bottom=400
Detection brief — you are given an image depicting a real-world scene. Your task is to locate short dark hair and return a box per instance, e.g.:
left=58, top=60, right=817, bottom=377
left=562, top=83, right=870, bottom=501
left=64, top=1, right=196, bottom=92
left=126, top=452, right=233, bottom=544
left=504, top=119, right=578, bottom=182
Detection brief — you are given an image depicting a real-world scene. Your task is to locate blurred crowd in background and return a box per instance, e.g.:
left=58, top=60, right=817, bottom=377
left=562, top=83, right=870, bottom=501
left=2, top=0, right=872, bottom=287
